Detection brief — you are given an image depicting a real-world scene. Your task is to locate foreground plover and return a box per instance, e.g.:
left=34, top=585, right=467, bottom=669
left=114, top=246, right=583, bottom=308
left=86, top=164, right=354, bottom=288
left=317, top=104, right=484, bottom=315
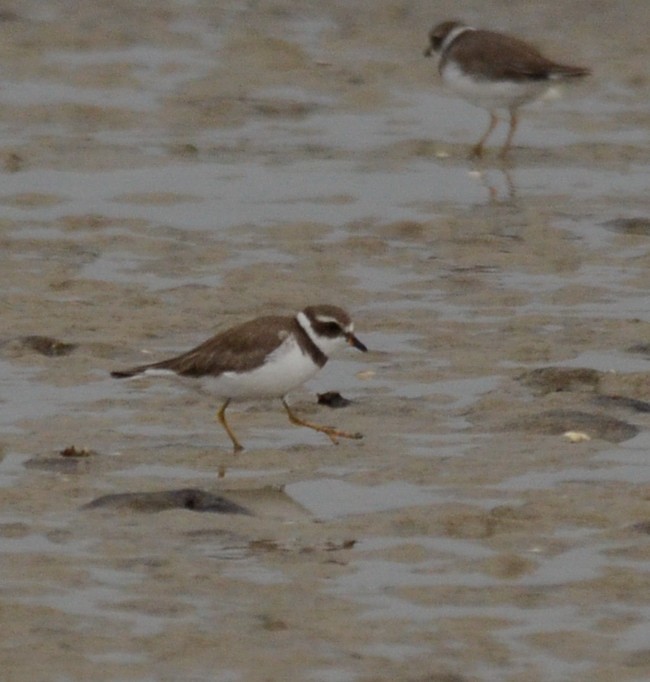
left=111, top=304, right=368, bottom=452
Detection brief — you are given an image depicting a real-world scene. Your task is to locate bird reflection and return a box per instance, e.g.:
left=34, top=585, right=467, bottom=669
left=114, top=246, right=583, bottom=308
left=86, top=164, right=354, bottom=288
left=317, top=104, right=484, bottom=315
left=469, top=163, right=517, bottom=203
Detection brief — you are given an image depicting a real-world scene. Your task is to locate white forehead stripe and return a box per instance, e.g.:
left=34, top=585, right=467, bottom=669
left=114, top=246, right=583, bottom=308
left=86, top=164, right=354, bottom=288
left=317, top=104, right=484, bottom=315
left=314, top=314, right=353, bottom=334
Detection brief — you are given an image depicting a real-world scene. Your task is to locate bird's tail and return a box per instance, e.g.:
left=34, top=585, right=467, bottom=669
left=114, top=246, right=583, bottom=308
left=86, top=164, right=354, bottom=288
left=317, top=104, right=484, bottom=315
left=110, top=367, right=145, bottom=378
left=551, top=64, right=591, bottom=79
left=110, top=355, right=178, bottom=379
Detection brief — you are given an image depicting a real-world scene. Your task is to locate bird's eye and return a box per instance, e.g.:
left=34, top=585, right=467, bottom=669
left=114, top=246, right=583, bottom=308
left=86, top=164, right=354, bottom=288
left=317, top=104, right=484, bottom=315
left=325, top=322, right=341, bottom=334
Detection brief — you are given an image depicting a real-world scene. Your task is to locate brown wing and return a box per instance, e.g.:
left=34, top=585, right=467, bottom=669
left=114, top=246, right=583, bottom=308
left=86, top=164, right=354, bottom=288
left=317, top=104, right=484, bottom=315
left=447, top=30, right=589, bottom=81
left=111, top=315, right=292, bottom=378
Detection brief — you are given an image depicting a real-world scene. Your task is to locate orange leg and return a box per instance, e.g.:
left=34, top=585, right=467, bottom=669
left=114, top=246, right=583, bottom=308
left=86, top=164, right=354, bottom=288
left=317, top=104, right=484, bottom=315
left=216, top=399, right=244, bottom=453
left=500, top=109, right=519, bottom=159
left=281, top=398, right=363, bottom=444
left=472, top=111, right=498, bottom=158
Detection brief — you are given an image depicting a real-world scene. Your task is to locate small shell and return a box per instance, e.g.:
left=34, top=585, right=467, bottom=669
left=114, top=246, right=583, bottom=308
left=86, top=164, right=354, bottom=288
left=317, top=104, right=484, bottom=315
left=356, top=370, right=376, bottom=380
left=563, top=431, right=591, bottom=443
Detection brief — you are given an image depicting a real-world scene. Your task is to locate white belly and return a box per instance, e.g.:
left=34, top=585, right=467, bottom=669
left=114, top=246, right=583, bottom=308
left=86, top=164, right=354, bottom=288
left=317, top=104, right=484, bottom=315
left=200, top=337, right=321, bottom=400
left=442, top=62, right=548, bottom=111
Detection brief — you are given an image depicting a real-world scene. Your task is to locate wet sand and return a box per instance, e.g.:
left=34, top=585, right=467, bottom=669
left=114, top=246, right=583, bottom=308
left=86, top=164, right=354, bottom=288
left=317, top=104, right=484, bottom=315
left=1, top=1, right=650, bottom=681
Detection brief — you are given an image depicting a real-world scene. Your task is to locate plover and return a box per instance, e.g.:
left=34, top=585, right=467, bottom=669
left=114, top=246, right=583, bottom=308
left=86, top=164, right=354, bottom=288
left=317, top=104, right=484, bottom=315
left=111, top=304, right=368, bottom=452
left=424, top=20, right=590, bottom=158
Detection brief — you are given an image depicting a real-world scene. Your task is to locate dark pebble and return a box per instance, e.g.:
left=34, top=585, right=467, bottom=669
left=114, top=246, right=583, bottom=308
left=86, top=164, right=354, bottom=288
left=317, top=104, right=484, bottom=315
left=317, top=391, right=352, bottom=408
left=82, top=488, right=252, bottom=514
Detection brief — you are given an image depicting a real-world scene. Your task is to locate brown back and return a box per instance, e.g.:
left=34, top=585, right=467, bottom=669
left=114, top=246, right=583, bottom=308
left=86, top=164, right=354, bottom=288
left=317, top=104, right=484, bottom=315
left=443, top=29, right=590, bottom=81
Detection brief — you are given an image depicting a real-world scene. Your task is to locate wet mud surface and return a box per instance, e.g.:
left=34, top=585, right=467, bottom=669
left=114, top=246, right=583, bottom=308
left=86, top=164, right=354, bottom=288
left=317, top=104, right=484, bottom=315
left=1, top=1, right=649, bottom=681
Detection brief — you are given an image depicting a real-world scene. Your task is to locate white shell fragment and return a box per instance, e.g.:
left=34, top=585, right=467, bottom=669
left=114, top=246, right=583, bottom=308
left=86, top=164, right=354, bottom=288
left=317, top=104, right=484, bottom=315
left=563, top=431, right=591, bottom=443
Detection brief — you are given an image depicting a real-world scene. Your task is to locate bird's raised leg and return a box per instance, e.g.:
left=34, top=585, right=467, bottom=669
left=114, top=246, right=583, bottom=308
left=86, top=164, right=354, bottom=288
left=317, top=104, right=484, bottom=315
left=281, top=398, right=362, bottom=444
